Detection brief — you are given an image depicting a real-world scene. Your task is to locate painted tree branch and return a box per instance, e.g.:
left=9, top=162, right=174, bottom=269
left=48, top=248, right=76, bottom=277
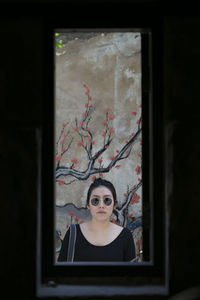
left=113, top=179, right=142, bottom=226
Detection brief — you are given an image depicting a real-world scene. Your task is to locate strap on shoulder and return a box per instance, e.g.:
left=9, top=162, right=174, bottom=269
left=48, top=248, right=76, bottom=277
left=67, top=224, right=77, bottom=262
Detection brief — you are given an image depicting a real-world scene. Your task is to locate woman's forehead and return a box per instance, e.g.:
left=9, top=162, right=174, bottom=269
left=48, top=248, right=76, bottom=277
left=90, top=186, right=112, bottom=196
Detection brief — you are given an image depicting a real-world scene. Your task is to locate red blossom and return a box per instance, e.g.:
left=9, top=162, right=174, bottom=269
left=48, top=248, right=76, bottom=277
left=85, top=91, right=89, bottom=96
left=115, top=165, right=121, bottom=169
left=128, top=213, right=133, bottom=218
left=62, top=123, right=67, bottom=127
left=56, top=155, right=62, bottom=162
left=69, top=211, right=75, bottom=217
left=88, top=137, right=91, bottom=142
left=91, top=176, right=96, bottom=182
left=92, top=140, right=95, bottom=145
left=136, top=119, right=140, bottom=124
left=131, top=132, right=135, bottom=137
left=98, top=158, right=103, bottom=164
left=89, top=96, right=92, bottom=101
left=99, top=173, right=103, bottom=177
left=124, top=193, right=127, bottom=198
left=130, top=193, right=140, bottom=204
left=80, top=122, right=83, bottom=126
left=102, top=121, right=108, bottom=126
left=110, top=155, right=115, bottom=160
left=71, top=158, right=79, bottom=164
left=109, top=128, right=114, bottom=134
left=58, top=180, right=65, bottom=185
left=83, top=112, right=87, bottom=117
left=89, top=104, right=93, bottom=108
left=61, top=148, right=66, bottom=153
left=83, top=84, right=88, bottom=89
left=77, top=141, right=84, bottom=147
left=105, top=108, right=110, bottom=113
left=60, top=140, right=64, bottom=145
left=116, top=149, right=119, bottom=153
left=108, top=115, right=115, bottom=120
left=131, top=111, right=137, bottom=116
left=111, top=218, right=118, bottom=224
left=102, top=131, right=106, bottom=137
left=86, top=127, right=90, bottom=132
left=135, top=165, right=141, bottom=175
left=74, top=126, right=79, bottom=131
left=85, top=103, right=88, bottom=108
left=75, top=216, right=80, bottom=222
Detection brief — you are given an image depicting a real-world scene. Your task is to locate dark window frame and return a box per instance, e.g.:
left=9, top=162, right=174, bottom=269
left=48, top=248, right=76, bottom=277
left=37, top=14, right=168, bottom=297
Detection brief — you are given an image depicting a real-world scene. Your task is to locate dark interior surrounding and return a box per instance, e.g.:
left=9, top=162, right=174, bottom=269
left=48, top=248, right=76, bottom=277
left=1, top=1, right=200, bottom=299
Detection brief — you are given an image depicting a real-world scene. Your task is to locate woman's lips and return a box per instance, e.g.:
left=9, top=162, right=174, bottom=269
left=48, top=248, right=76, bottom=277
left=97, top=211, right=106, bottom=214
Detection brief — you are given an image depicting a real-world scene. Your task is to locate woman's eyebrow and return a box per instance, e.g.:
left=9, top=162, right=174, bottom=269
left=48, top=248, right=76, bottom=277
left=91, top=194, right=112, bottom=197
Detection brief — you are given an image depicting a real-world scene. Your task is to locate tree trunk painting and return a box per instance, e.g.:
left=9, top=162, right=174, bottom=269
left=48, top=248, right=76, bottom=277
left=55, top=31, right=143, bottom=261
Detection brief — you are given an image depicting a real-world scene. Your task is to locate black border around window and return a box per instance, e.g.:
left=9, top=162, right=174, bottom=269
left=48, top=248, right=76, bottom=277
left=37, top=8, right=168, bottom=297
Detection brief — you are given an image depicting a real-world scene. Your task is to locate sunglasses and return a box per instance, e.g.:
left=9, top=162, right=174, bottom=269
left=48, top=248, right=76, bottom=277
left=90, top=197, right=113, bottom=206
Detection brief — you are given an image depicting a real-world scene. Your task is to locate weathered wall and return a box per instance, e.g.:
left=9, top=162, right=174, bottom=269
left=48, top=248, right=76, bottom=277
left=55, top=32, right=142, bottom=257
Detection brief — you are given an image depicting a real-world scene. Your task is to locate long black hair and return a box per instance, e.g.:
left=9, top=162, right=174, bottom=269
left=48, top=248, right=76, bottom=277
left=86, top=178, right=117, bottom=206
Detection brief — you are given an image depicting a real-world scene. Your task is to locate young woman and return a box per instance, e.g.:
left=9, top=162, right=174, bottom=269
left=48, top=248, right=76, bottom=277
left=57, top=178, right=136, bottom=262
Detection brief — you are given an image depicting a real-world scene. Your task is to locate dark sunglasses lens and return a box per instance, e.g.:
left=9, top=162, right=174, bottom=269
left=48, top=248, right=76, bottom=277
left=104, top=198, right=112, bottom=206
left=91, top=198, right=99, bottom=206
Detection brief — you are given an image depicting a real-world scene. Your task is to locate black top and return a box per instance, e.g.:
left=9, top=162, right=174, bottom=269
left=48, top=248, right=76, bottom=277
left=58, top=224, right=136, bottom=262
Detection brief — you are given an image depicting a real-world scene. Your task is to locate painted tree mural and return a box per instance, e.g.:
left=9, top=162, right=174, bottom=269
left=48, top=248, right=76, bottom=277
left=55, top=32, right=143, bottom=261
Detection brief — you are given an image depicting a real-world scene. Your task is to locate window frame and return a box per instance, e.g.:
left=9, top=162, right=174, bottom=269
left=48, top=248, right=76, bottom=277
left=37, top=18, right=168, bottom=297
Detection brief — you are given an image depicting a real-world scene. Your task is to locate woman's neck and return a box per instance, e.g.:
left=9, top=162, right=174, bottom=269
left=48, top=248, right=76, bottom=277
left=88, top=219, right=111, bottom=232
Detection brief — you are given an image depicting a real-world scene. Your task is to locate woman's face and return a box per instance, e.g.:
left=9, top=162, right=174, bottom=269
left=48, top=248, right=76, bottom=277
left=87, top=186, right=115, bottom=222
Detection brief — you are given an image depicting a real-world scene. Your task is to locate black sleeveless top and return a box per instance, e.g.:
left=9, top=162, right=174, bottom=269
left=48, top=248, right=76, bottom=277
left=58, top=224, right=136, bottom=262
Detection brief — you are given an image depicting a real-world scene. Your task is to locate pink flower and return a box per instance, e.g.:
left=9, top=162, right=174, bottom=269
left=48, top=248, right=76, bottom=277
left=80, top=122, right=84, bottom=126
left=124, top=193, right=127, bottom=198
left=71, top=158, right=79, bottom=164
left=91, top=176, right=96, bottom=182
left=128, top=213, right=133, bottom=218
left=77, top=141, right=84, bottom=147
left=89, top=104, right=93, bottom=107
left=85, top=91, right=89, bottom=96
left=102, top=121, right=108, bottom=126
left=130, top=193, right=140, bottom=204
left=131, top=111, right=137, bottom=116
left=98, top=158, right=103, bottom=164
left=83, top=84, right=88, bottom=89
left=99, top=173, right=103, bottom=177
left=92, top=140, right=95, bottom=145
left=110, top=155, right=115, bottom=160
left=135, top=165, right=141, bottom=175
left=89, top=96, right=92, bottom=101
left=74, top=126, right=79, bottom=131
left=61, top=148, right=66, bottom=153
left=136, top=120, right=140, bottom=124
left=86, top=127, right=90, bottom=132
left=85, top=103, right=88, bottom=108
left=58, top=180, right=65, bottom=185
left=115, top=165, right=121, bottom=169
left=102, top=131, right=106, bottom=137
left=109, top=128, right=114, bottom=134
left=60, top=140, right=64, bottom=145
left=62, top=123, right=67, bottom=127
left=56, top=155, right=62, bottom=162
left=69, top=211, right=75, bottom=217
left=105, top=108, right=110, bottom=113
left=75, top=216, right=80, bottom=222
left=83, top=112, right=87, bottom=117
left=108, top=115, right=115, bottom=120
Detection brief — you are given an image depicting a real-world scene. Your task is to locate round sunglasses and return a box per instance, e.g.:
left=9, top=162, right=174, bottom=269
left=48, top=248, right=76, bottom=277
left=90, top=197, right=113, bottom=206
